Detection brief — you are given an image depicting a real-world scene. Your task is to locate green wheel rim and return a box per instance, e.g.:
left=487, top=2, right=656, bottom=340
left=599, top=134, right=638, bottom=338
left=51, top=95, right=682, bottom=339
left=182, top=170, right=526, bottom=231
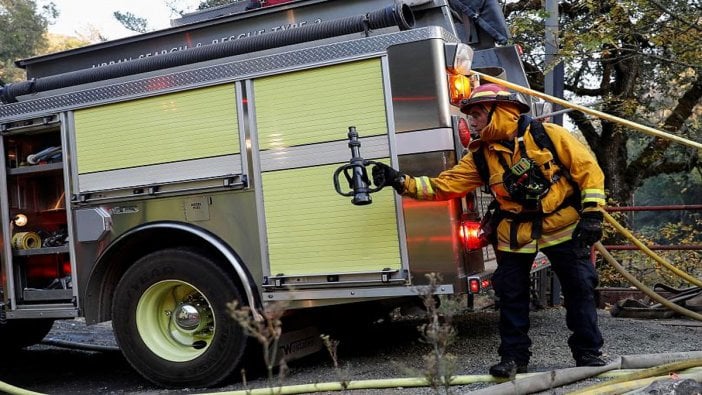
left=136, top=280, right=215, bottom=362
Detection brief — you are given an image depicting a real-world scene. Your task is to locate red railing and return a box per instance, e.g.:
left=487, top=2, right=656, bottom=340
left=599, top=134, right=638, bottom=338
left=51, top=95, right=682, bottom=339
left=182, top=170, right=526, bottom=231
left=603, top=205, right=702, bottom=251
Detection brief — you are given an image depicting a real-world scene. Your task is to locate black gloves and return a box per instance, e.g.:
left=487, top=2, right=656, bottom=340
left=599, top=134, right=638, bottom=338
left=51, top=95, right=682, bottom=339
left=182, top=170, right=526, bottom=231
left=371, top=163, right=406, bottom=194
left=572, top=211, right=604, bottom=247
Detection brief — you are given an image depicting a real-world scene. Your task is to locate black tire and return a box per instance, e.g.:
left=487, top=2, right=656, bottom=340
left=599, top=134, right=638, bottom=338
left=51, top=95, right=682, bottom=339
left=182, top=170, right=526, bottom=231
left=0, top=318, right=55, bottom=350
left=112, top=248, right=248, bottom=388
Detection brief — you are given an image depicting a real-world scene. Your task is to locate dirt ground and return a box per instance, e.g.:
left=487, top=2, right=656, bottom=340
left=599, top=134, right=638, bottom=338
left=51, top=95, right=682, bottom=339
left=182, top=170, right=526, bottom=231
left=1, top=302, right=701, bottom=395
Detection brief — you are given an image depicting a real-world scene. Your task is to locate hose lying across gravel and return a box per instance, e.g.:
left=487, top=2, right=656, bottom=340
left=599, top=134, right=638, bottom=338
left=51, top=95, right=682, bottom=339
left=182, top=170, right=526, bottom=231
left=41, top=338, right=120, bottom=352
left=204, top=352, right=702, bottom=395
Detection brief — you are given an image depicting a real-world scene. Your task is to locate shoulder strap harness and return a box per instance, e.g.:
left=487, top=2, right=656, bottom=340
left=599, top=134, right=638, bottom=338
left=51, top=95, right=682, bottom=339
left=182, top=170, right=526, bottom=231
left=473, top=115, right=580, bottom=249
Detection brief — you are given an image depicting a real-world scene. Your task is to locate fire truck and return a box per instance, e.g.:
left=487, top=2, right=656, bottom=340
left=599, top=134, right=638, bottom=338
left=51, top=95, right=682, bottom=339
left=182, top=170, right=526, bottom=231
left=0, top=0, right=536, bottom=388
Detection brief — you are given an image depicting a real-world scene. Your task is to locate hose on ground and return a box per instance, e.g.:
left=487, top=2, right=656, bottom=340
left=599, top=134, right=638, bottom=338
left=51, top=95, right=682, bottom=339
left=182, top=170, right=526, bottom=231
left=198, top=352, right=702, bottom=395
left=577, top=367, right=702, bottom=395
left=594, top=242, right=702, bottom=321
left=41, top=337, right=120, bottom=352
left=0, top=381, right=44, bottom=395
left=466, top=351, right=702, bottom=395
left=570, top=359, right=702, bottom=394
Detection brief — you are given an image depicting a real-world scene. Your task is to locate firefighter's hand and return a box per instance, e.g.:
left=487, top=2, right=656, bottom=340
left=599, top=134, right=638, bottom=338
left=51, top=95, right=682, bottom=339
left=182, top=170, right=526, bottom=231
left=371, top=163, right=405, bottom=194
left=572, top=211, right=603, bottom=247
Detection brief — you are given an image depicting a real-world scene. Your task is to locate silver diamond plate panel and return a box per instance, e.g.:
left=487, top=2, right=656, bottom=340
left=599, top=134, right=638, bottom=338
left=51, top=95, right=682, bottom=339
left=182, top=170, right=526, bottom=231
left=0, top=27, right=456, bottom=122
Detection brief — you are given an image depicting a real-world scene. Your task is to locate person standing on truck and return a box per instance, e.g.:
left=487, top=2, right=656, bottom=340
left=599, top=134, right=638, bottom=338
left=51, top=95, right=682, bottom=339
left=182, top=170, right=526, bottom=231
left=372, top=83, right=607, bottom=379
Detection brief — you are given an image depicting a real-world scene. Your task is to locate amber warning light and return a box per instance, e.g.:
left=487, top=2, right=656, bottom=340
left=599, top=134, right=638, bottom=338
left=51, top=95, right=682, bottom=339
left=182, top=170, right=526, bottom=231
left=448, top=74, right=471, bottom=106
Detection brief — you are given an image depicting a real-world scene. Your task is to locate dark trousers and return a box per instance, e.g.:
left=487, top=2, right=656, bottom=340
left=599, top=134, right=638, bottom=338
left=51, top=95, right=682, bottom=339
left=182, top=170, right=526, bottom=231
left=492, top=239, right=604, bottom=364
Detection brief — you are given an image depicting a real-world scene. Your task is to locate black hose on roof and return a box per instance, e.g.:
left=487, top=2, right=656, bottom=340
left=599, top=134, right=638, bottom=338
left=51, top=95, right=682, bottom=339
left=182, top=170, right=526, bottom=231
left=0, top=4, right=414, bottom=104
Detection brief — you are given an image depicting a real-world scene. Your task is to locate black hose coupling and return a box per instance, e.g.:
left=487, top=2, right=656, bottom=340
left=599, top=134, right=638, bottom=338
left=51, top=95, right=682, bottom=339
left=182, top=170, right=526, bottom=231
left=0, top=78, right=35, bottom=104
left=367, top=3, right=415, bottom=31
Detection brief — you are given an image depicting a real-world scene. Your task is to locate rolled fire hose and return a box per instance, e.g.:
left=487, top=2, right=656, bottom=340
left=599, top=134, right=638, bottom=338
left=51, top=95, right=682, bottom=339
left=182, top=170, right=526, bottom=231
left=594, top=242, right=702, bottom=321
left=11, top=232, right=42, bottom=250
left=27, top=146, right=62, bottom=165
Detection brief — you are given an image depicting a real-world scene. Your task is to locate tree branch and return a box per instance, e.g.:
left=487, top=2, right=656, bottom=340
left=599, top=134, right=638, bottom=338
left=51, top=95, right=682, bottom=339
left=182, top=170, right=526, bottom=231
left=647, top=0, right=702, bottom=31
left=503, top=0, right=541, bottom=17
left=567, top=110, right=601, bottom=150
left=626, top=72, right=702, bottom=182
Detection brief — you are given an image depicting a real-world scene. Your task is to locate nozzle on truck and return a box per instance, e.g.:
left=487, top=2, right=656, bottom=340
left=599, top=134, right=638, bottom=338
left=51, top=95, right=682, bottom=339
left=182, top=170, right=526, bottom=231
left=332, top=127, right=382, bottom=206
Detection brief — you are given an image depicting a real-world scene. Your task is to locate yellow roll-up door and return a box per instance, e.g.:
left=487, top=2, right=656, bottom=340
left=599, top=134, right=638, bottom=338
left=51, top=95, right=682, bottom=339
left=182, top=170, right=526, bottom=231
left=74, top=84, right=240, bottom=174
left=256, top=59, right=401, bottom=276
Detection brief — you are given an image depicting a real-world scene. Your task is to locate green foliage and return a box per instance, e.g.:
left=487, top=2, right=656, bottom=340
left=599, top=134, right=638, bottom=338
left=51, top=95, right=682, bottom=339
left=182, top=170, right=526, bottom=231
left=505, top=0, right=702, bottom=205
left=197, top=0, right=242, bottom=11
left=0, top=0, right=56, bottom=83
left=113, top=11, right=149, bottom=33
left=597, top=210, right=701, bottom=288
left=634, top=172, right=702, bottom=227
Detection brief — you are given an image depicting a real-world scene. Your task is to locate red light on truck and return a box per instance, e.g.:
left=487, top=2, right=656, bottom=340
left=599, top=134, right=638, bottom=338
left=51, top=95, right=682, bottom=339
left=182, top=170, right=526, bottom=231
left=460, top=220, right=482, bottom=250
left=468, top=277, right=480, bottom=293
left=481, top=279, right=490, bottom=289
left=458, top=117, right=471, bottom=147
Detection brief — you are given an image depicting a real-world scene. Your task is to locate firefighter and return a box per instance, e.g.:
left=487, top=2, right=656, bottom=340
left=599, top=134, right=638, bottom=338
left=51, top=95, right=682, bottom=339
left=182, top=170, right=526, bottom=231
left=372, top=83, right=607, bottom=378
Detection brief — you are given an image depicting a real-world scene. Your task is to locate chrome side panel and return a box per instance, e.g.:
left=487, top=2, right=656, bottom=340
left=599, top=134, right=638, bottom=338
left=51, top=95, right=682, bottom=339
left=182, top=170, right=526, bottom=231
left=386, top=38, right=465, bottom=288
left=388, top=39, right=452, bottom=133
left=77, top=155, right=243, bottom=193
left=399, top=151, right=463, bottom=287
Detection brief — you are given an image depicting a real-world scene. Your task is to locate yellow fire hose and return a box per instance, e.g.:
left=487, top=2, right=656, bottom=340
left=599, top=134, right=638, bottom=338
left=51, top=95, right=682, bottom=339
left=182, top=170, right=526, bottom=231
left=0, top=369, right=685, bottom=395
left=594, top=242, right=702, bottom=321
left=0, top=382, right=43, bottom=395
left=470, top=71, right=702, bottom=152
left=207, top=366, right=701, bottom=395
left=598, top=208, right=702, bottom=288
left=11, top=232, right=42, bottom=250
left=570, top=360, right=702, bottom=395
left=587, top=369, right=702, bottom=395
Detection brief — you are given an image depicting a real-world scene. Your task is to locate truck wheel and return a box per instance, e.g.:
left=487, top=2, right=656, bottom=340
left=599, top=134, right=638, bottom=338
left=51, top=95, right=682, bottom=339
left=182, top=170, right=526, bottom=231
left=112, top=248, right=248, bottom=388
left=0, top=319, right=55, bottom=350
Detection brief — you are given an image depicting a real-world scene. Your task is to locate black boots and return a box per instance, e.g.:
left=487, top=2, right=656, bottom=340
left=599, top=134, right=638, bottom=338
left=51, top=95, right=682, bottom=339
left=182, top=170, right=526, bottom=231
left=489, top=359, right=528, bottom=379
left=575, top=353, right=606, bottom=367
left=489, top=354, right=604, bottom=379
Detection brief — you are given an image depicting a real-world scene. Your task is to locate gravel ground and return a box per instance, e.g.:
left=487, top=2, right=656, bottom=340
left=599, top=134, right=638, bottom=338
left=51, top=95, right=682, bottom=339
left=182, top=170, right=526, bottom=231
left=13, top=299, right=701, bottom=394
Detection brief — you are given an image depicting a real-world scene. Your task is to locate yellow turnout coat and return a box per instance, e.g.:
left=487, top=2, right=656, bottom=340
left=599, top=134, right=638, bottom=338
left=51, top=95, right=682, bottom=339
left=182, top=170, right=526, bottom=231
left=402, top=105, right=606, bottom=253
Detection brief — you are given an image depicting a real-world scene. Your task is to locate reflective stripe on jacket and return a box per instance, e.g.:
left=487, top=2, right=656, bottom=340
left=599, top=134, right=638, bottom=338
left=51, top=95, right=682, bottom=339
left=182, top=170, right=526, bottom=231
left=402, top=115, right=605, bottom=253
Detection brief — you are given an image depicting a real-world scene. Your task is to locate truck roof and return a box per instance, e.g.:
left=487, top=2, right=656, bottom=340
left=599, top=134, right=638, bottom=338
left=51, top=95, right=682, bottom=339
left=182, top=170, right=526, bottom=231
left=16, top=0, right=428, bottom=79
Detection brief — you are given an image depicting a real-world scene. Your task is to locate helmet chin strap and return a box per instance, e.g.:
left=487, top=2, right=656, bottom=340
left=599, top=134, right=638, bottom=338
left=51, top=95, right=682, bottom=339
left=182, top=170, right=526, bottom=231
left=481, top=101, right=497, bottom=125
left=486, top=102, right=498, bottom=124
